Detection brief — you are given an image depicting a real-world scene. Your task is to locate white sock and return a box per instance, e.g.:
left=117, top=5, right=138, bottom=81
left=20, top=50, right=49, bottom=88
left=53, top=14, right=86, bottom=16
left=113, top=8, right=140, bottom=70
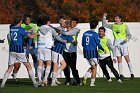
left=118, top=63, right=123, bottom=75
left=57, top=68, right=62, bottom=76
left=43, top=66, right=51, bottom=81
left=28, top=70, right=37, bottom=84
left=37, top=66, right=43, bottom=82
left=84, top=72, right=90, bottom=79
left=1, top=72, right=9, bottom=85
left=127, top=62, right=133, bottom=74
left=91, top=78, right=95, bottom=84
left=52, top=72, right=57, bottom=83
left=13, top=73, right=17, bottom=79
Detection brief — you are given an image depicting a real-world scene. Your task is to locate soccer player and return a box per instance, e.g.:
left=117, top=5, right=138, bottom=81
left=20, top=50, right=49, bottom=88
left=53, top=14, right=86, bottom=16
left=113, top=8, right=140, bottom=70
left=82, top=27, right=122, bottom=85
left=36, top=15, right=67, bottom=86
left=102, top=13, right=134, bottom=80
left=1, top=15, right=39, bottom=88
left=51, top=20, right=77, bottom=86
left=11, top=14, right=39, bottom=80
left=61, top=17, right=80, bottom=85
left=82, top=20, right=105, bottom=86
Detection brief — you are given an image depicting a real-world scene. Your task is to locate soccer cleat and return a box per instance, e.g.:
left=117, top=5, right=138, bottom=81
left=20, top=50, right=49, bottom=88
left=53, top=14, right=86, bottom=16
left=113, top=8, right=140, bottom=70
left=117, top=79, right=122, bottom=83
left=63, top=81, right=70, bottom=85
left=108, top=78, right=112, bottom=82
left=51, top=82, right=58, bottom=86
left=55, top=80, right=61, bottom=85
left=33, top=83, right=38, bottom=88
left=38, top=82, right=44, bottom=87
left=82, top=77, right=87, bottom=85
left=0, top=84, right=5, bottom=88
left=130, top=74, right=134, bottom=80
left=120, top=75, right=125, bottom=80
left=90, top=83, right=95, bottom=87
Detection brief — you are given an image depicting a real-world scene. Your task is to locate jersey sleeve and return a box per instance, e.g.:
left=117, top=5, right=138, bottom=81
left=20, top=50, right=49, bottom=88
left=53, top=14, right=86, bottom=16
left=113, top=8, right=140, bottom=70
left=67, top=36, right=74, bottom=42
left=20, top=28, right=29, bottom=36
left=94, top=33, right=104, bottom=51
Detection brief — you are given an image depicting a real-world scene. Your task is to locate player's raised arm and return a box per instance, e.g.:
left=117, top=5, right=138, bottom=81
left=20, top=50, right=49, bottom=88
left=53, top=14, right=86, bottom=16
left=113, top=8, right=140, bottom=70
left=102, top=13, right=112, bottom=29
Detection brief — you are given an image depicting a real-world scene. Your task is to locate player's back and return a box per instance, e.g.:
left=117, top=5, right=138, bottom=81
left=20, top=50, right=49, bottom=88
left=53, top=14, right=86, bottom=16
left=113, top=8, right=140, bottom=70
left=52, top=34, right=73, bottom=54
left=10, top=26, right=28, bottom=53
left=82, top=30, right=99, bottom=50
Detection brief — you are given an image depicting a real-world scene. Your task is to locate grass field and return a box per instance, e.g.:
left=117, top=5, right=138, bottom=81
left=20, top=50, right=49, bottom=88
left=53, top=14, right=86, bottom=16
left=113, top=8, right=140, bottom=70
left=0, top=78, right=140, bottom=93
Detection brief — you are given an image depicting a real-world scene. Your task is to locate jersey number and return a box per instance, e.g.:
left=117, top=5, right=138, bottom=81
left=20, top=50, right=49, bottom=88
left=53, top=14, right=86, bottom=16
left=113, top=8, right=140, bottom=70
left=11, top=32, right=17, bottom=41
left=86, top=37, right=90, bottom=45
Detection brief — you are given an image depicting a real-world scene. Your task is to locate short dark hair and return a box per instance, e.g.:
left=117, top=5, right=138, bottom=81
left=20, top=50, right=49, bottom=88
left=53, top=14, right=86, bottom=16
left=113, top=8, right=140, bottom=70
left=37, top=14, right=50, bottom=26
left=115, top=15, right=123, bottom=19
left=90, top=20, right=98, bottom=29
left=13, top=15, right=22, bottom=25
left=99, top=27, right=106, bottom=32
left=71, top=17, right=79, bottom=23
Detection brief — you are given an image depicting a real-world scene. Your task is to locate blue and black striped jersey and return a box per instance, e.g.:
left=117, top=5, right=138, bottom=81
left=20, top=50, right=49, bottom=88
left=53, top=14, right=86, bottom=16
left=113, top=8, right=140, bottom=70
left=52, top=34, right=73, bottom=54
left=9, top=26, right=29, bottom=53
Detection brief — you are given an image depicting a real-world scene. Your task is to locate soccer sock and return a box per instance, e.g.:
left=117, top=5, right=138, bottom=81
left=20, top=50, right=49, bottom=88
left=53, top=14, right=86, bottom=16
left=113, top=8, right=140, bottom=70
left=127, top=62, right=133, bottom=74
left=52, top=72, right=57, bottom=83
left=13, top=73, right=17, bottom=79
left=84, top=72, right=90, bottom=79
left=28, top=70, right=37, bottom=84
left=118, top=63, right=123, bottom=75
left=44, top=66, right=51, bottom=81
left=91, top=78, right=95, bottom=84
left=33, top=62, right=38, bottom=75
left=1, top=72, right=9, bottom=85
left=57, top=68, right=62, bottom=76
left=37, top=66, right=43, bottom=82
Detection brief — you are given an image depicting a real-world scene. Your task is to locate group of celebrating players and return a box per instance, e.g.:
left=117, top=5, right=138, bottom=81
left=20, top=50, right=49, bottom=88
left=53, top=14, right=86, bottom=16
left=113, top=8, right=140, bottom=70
left=0, top=13, right=134, bottom=88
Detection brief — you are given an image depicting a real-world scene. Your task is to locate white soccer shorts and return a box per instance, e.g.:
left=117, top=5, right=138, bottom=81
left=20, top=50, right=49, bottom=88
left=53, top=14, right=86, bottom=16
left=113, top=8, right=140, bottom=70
left=52, top=51, right=64, bottom=63
left=87, top=58, right=98, bottom=66
left=115, top=43, right=129, bottom=56
left=8, top=52, right=28, bottom=65
left=37, top=48, right=52, bottom=61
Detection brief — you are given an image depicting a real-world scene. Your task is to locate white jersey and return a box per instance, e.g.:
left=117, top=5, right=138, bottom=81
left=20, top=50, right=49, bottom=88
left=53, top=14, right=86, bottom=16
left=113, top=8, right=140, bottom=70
left=38, top=25, right=54, bottom=48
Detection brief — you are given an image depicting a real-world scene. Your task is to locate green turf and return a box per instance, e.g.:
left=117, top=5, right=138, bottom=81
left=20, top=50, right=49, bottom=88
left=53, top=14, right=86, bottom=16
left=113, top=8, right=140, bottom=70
left=0, top=78, right=140, bottom=93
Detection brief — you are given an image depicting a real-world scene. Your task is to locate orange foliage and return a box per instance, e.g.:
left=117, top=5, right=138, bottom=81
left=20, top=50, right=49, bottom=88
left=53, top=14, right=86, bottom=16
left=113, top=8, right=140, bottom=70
left=0, top=0, right=140, bottom=23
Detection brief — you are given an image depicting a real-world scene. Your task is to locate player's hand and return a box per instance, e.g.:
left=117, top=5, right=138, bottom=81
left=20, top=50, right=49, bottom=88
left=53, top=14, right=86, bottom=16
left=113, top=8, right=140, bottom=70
left=72, top=40, right=78, bottom=46
left=124, top=39, right=128, bottom=43
left=35, top=33, right=40, bottom=36
left=113, top=58, right=117, bottom=63
left=103, top=13, right=107, bottom=17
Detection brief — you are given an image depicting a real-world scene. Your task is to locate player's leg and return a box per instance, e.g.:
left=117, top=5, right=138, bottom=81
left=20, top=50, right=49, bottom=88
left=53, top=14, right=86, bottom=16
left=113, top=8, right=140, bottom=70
left=63, top=51, right=71, bottom=85
left=18, top=53, right=38, bottom=87
left=51, top=63, right=59, bottom=86
left=106, top=57, right=122, bottom=83
left=37, top=48, right=44, bottom=83
left=115, top=46, right=124, bottom=79
left=41, top=49, right=52, bottom=86
left=99, top=58, right=111, bottom=81
left=124, top=55, right=134, bottom=79
left=23, top=62, right=38, bottom=87
left=37, top=59, right=44, bottom=83
left=82, top=67, right=91, bottom=85
left=88, top=58, right=98, bottom=86
left=123, top=45, right=134, bottom=79
left=51, top=52, right=59, bottom=86
left=69, top=52, right=80, bottom=85
left=43, top=60, right=51, bottom=86
left=12, top=62, right=21, bottom=80
left=30, top=48, right=38, bottom=77
left=1, top=52, right=16, bottom=88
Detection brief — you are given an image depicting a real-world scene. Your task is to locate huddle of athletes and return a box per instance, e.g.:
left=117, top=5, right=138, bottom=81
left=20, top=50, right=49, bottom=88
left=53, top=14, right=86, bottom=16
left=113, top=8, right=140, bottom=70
left=0, top=13, right=134, bottom=88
